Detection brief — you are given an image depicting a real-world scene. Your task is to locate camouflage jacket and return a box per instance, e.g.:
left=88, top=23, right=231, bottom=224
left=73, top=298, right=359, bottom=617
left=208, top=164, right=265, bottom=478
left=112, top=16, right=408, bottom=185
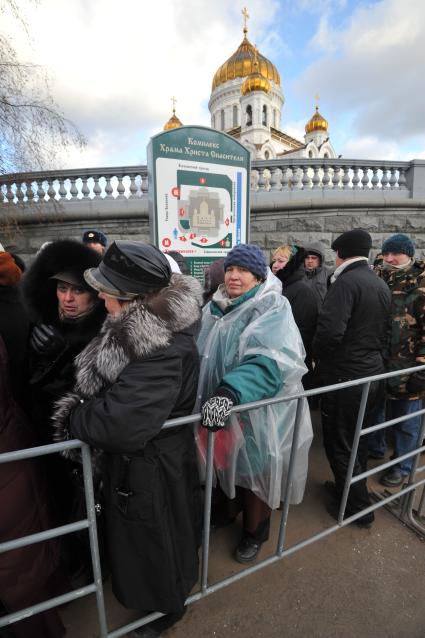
left=375, top=259, right=425, bottom=399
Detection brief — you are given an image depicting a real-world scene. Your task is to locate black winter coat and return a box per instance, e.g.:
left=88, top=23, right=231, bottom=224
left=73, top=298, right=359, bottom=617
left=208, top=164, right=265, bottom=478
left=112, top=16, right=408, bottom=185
left=313, top=260, right=391, bottom=380
left=53, top=274, right=203, bottom=614
left=0, top=337, right=64, bottom=638
left=21, top=240, right=106, bottom=442
left=0, top=285, right=30, bottom=407
left=275, top=266, right=318, bottom=356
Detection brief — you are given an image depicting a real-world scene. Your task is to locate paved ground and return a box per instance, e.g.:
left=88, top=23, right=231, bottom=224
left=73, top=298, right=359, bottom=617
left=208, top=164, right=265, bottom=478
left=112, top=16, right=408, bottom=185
left=61, top=412, right=425, bottom=638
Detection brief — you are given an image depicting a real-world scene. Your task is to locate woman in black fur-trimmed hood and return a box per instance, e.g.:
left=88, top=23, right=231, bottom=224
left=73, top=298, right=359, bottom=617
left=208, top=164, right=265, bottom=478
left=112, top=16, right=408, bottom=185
left=21, top=239, right=108, bottom=582
left=22, top=239, right=107, bottom=442
left=52, top=241, right=203, bottom=637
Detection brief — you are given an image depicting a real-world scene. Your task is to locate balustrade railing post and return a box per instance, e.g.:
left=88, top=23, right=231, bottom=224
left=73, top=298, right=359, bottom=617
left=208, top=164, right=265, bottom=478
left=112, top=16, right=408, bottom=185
left=371, top=167, right=380, bottom=189
left=104, top=177, right=113, bottom=198
left=322, top=165, right=331, bottom=189
left=269, top=167, right=281, bottom=191
left=352, top=166, right=360, bottom=189
left=399, top=167, right=407, bottom=190
left=81, top=178, right=90, bottom=198
left=69, top=179, right=79, bottom=199
left=361, top=167, right=370, bottom=189
left=117, top=175, right=126, bottom=198
left=129, top=175, right=138, bottom=197
left=281, top=167, right=289, bottom=191
left=58, top=179, right=67, bottom=200
left=312, top=165, right=320, bottom=189
left=47, top=179, right=56, bottom=201
left=301, top=165, right=310, bottom=189
left=93, top=177, right=102, bottom=199
left=332, top=166, right=340, bottom=189
left=389, top=167, right=397, bottom=189
left=257, top=168, right=266, bottom=191
left=341, top=166, right=350, bottom=190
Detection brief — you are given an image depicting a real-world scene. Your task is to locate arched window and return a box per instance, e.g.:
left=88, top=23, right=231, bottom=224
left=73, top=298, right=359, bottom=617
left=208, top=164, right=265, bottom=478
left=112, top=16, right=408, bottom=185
left=220, top=109, right=225, bottom=131
left=324, top=152, right=329, bottom=159
left=264, top=150, right=270, bottom=160
left=262, top=105, right=267, bottom=127
left=308, top=150, right=313, bottom=158
left=233, top=105, right=238, bottom=127
left=246, top=105, right=252, bottom=126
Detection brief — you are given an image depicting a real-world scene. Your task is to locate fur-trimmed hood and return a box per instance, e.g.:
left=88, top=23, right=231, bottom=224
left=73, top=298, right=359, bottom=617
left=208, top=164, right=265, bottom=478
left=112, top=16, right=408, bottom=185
left=52, top=273, right=203, bottom=463
left=22, top=240, right=102, bottom=324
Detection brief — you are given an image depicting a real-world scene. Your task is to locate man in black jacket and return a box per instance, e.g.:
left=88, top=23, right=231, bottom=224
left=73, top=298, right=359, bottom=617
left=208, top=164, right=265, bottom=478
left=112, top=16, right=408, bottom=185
left=313, top=229, right=391, bottom=527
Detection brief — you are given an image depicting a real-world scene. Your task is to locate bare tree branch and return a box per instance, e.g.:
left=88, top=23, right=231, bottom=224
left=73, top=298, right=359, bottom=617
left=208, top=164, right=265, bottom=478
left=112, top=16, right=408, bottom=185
left=0, top=1, right=86, bottom=174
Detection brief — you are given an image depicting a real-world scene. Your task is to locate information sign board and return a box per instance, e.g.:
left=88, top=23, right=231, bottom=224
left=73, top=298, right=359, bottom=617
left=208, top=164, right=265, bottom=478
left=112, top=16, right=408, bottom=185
left=147, top=125, right=250, bottom=280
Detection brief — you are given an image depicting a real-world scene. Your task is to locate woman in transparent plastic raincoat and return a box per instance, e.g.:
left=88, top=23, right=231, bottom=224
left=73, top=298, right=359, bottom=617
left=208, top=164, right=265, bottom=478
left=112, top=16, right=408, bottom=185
left=197, top=244, right=313, bottom=564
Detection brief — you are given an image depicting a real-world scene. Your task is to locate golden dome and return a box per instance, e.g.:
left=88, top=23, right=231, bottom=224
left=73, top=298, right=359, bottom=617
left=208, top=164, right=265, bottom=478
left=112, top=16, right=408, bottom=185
left=163, top=109, right=183, bottom=131
left=305, top=104, right=328, bottom=134
left=163, top=98, right=183, bottom=131
left=212, top=34, right=280, bottom=91
left=241, top=46, right=271, bottom=95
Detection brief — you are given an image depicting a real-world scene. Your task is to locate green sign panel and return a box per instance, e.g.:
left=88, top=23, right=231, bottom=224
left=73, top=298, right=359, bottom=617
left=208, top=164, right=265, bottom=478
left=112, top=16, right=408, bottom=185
left=147, top=125, right=250, bottom=280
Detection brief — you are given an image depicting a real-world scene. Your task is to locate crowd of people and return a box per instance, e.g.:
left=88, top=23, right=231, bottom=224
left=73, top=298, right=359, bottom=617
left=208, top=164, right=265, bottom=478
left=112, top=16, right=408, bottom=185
left=1, top=227, right=424, bottom=637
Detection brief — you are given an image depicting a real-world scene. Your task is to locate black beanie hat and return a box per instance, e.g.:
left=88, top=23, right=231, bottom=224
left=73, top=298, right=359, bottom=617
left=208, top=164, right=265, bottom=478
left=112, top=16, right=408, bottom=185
left=331, top=229, right=372, bottom=259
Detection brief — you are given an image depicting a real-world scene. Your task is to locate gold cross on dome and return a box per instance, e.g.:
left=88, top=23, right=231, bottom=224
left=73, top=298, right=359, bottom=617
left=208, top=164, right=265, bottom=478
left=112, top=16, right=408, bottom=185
left=315, top=93, right=320, bottom=110
left=171, top=96, right=177, bottom=114
left=242, top=7, right=249, bottom=34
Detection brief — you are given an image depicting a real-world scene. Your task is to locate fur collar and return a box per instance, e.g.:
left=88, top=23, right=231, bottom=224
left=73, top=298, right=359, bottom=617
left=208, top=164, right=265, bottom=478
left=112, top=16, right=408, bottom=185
left=52, top=274, right=202, bottom=464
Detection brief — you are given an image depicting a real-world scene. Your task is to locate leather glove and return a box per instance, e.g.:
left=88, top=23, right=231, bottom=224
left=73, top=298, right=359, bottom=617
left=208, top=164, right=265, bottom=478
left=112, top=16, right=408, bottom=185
left=30, top=323, right=67, bottom=357
left=201, top=396, right=233, bottom=432
left=406, top=370, right=425, bottom=394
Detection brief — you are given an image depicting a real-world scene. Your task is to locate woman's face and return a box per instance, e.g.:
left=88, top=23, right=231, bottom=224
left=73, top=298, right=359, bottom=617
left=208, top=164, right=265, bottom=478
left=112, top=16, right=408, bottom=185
left=271, top=253, right=289, bottom=274
left=98, top=291, right=125, bottom=316
left=224, top=265, right=259, bottom=299
left=56, top=281, right=93, bottom=318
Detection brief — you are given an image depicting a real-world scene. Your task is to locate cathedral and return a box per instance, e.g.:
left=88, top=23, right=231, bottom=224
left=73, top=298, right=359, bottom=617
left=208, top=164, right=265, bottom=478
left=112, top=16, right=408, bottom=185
left=163, top=11, right=336, bottom=161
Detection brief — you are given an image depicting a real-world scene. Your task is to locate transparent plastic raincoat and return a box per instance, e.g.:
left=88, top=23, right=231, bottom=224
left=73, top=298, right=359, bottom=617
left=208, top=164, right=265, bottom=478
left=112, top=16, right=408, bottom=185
left=196, top=270, right=313, bottom=509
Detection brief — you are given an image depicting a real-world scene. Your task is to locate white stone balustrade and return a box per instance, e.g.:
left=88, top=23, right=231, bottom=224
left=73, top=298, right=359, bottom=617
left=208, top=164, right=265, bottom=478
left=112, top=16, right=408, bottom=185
left=1, top=159, right=424, bottom=205
left=0, top=166, right=148, bottom=204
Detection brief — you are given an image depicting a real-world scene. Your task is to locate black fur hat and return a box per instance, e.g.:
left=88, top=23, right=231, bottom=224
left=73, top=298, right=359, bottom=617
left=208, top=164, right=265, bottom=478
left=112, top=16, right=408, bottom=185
left=22, top=240, right=102, bottom=323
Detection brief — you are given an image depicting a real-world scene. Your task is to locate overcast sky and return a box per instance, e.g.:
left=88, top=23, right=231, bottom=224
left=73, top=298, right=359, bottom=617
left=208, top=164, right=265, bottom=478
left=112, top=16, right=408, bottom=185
left=4, top=0, right=425, bottom=168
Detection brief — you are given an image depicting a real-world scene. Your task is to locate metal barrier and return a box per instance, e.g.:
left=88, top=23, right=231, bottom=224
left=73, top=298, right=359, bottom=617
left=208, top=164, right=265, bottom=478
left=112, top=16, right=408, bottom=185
left=1, top=365, right=424, bottom=637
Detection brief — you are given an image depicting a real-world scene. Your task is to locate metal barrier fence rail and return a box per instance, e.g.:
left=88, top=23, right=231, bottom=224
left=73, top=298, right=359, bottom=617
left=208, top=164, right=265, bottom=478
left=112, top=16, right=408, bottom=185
left=1, top=365, right=425, bottom=637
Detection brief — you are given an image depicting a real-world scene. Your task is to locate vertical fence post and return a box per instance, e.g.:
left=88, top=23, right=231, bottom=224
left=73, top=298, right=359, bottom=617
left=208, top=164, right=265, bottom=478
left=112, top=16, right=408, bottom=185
left=80, top=443, right=109, bottom=638
left=400, top=412, right=425, bottom=519
left=277, top=398, right=303, bottom=555
left=201, top=431, right=215, bottom=593
left=338, top=382, right=371, bottom=524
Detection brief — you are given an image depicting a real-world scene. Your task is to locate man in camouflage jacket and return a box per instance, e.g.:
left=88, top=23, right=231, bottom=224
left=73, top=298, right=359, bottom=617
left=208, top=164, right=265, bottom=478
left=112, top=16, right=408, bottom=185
left=372, top=233, right=425, bottom=487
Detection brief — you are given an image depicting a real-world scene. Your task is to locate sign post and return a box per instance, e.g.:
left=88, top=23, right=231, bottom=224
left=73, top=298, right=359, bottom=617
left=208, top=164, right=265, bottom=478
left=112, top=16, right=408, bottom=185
left=147, top=125, right=250, bottom=280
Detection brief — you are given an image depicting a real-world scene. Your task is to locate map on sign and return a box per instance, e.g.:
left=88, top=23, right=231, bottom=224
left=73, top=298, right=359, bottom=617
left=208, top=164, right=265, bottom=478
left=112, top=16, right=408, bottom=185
left=156, top=157, right=245, bottom=255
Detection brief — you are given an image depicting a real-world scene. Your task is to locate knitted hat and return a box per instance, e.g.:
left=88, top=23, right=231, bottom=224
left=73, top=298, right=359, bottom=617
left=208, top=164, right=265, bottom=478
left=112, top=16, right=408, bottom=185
left=224, top=244, right=268, bottom=280
left=382, top=233, right=415, bottom=257
left=0, top=251, right=22, bottom=287
left=331, top=229, right=372, bottom=259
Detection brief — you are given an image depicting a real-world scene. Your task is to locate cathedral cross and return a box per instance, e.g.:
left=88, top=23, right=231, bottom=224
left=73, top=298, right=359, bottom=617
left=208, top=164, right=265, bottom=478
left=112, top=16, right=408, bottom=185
left=242, top=7, right=249, bottom=35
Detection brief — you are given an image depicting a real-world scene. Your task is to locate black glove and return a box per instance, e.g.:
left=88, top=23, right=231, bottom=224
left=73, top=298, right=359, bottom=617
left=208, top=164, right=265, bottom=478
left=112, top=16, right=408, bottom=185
left=30, top=323, right=67, bottom=357
left=201, top=396, right=233, bottom=432
left=406, top=370, right=425, bottom=394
